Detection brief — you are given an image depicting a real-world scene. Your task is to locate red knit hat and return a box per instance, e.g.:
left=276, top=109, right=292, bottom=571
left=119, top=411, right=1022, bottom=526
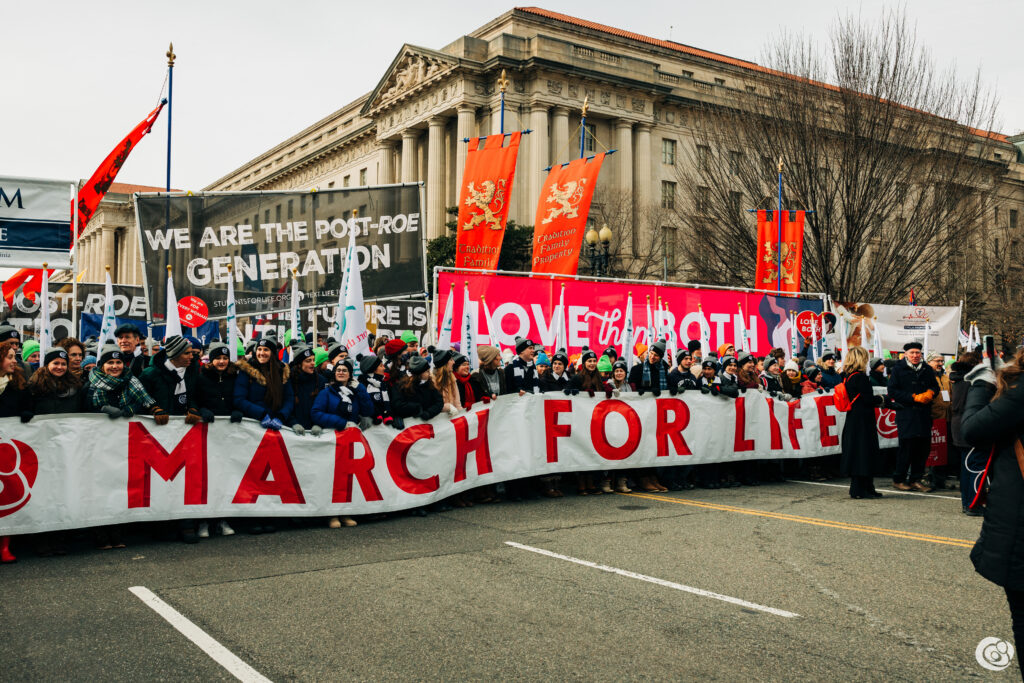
left=384, top=339, right=408, bottom=357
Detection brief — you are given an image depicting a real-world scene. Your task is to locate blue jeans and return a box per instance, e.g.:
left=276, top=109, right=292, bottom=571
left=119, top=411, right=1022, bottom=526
left=960, top=446, right=982, bottom=509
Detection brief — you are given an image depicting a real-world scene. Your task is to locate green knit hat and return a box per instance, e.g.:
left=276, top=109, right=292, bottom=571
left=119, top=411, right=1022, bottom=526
left=400, top=330, right=418, bottom=344
left=597, top=355, right=613, bottom=373
left=314, top=348, right=329, bottom=367
left=21, top=340, right=40, bottom=362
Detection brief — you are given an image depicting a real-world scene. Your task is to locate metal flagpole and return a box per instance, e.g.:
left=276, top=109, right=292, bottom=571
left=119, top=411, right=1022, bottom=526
left=776, top=158, right=783, bottom=292
left=498, top=69, right=508, bottom=135
left=70, top=182, right=79, bottom=339
left=579, top=96, right=589, bottom=159
left=165, top=43, right=175, bottom=231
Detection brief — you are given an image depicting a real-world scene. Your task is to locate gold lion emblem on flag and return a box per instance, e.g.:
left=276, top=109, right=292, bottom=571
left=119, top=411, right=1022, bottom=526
left=462, top=180, right=506, bottom=231
left=541, top=179, right=587, bottom=224
left=761, top=240, right=798, bottom=285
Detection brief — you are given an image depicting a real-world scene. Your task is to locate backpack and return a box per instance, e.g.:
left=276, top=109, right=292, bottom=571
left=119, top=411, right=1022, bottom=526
left=832, top=373, right=860, bottom=412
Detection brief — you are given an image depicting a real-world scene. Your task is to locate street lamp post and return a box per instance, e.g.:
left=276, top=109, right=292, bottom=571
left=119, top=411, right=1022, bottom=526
left=584, top=224, right=613, bottom=277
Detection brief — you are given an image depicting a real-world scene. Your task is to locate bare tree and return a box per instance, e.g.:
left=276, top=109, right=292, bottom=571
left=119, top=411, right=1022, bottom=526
left=588, top=189, right=682, bottom=280
left=674, top=9, right=1004, bottom=303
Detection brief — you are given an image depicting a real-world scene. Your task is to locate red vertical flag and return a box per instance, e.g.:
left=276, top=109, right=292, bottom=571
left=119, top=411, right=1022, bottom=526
left=530, top=153, right=606, bottom=275
left=754, top=209, right=805, bottom=293
left=2, top=100, right=165, bottom=306
left=455, top=132, right=522, bottom=270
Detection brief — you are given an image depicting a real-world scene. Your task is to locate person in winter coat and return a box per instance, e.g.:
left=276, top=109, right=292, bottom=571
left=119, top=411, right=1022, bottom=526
left=57, top=337, right=86, bottom=378
left=572, top=349, right=604, bottom=397
left=115, top=323, right=148, bottom=378
left=0, top=339, right=32, bottom=564
left=504, top=337, right=541, bottom=395
left=818, top=352, right=843, bottom=389
left=474, top=346, right=506, bottom=397
left=28, top=347, right=87, bottom=414
left=961, top=348, right=1024, bottom=659
left=357, top=352, right=400, bottom=428
left=391, top=355, right=444, bottom=422
left=629, top=340, right=670, bottom=396
left=140, top=335, right=203, bottom=423
left=88, top=344, right=166, bottom=422
left=868, top=357, right=887, bottom=387
left=288, top=344, right=327, bottom=435
left=234, top=336, right=294, bottom=430
left=839, top=347, right=885, bottom=499
left=310, top=360, right=361, bottom=529
left=949, top=351, right=982, bottom=513
left=887, top=340, right=940, bottom=492
left=780, top=360, right=803, bottom=396
left=667, top=350, right=696, bottom=390
left=605, top=359, right=635, bottom=395
left=926, top=352, right=953, bottom=488
left=453, top=354, right=487, bottom=410
left=196, top=343, right=237, bottom=419
left=540, top=351, right=571, bottom=393
left=736, top=352, right=760, bottom=391
left=759, top=356, right=789, bottom=397
left=432, top=349, right=460, bottom=414
left=802, top=366, right=823, bottom=394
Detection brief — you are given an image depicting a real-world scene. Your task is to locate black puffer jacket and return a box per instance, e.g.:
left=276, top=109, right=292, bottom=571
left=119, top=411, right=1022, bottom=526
left=290, top=369, right=326, bottom=429
left=948, top=361, right=973, bottom=449
left=196, top=365, right=238, bottom=416
left=391, top=378, right=444, bottom=421
left=0, top=380, right=32, bottom=418
left=962, top=374, right=1024, bottom=590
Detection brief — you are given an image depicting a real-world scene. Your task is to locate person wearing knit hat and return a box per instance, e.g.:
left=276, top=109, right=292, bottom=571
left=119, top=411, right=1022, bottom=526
left=687, top=339, right=703, bottom=354
left=432, top=348, right=454, bottom=369
left=288, top=343, right=328, bottom=438
left=474, top=346, right=506, bottom=397
left=818, top=351, right=842, bottom=389
left=0, top=322, right=20, bottom=345
left=628, top=339, right=670, bottom=397
left=383, top=338, right=408, bottom=362
left=596, top=354, right=613, bottom=377
left=540, top=350, right=571, bottom=393
left=140, top=335, right=203, bottom=428
left=781, top=360, right=803, bottom=396
left=357, top=351, right=401, bottom=430
left=669, top=349, right=698, bottom=393
left=391, top=354, right=444, bottom=423
left=868, top=357, right=887, bottom=387
left=602, top=346, right=618, bottom=361
left=21, top=340, right=40, bottom=371
left=235, top=332, right=295, bottom=438
left=717, top=343, right=735, bottom=358
left=87, top=343, right=163, bottom=421
left=28, top=347, right=88, bottom=414
left=505, top=337, right=540, bottom=396
left=196, top=340, right=239, bottom=424
left=82, top=355, right=97, bottom=373
left=633, top=342, right=647, bottom=363
left=536, top=351, right=551, bottom=375
left=314, top=347, right=329, bottom=370
left=400, top=330, right=419, bottom=347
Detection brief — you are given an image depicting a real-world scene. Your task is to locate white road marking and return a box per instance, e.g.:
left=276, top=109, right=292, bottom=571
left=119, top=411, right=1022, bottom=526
left=129, top=586, right=272, bottom=683
left=504, top=541, right=799, bottom=619
left=788, top=480, right=960, bottom=501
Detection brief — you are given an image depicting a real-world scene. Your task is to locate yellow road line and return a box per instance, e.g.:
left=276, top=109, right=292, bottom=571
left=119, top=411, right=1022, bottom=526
left=622, top=491, right=976, bottom=549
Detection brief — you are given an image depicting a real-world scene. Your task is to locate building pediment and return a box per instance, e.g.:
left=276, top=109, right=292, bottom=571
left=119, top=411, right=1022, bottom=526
left=362, top=45, right=460, bottom=115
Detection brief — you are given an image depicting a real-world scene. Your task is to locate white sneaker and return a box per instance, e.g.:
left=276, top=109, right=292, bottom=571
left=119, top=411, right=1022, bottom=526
left=197, top=522, right=210, bottom=538
left=216, top=520, right=234, bottom=536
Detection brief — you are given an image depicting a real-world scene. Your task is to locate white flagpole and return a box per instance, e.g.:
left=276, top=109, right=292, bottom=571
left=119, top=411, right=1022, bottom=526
left=923, top=318, right=930, bottom=357
left=462, top=281, right=478, bottom=371
left=97, top=266, right=117, bottom=348
left=339, top=226, right=370, bottom=357
left=290, top=269, right=301, bottom=346
left=554, top=283, right=567, bottom=352
left=623, top=292, right=635, bottom=370
left=227, top=264, right=238, bottom=362
left=664, top=302, right=677, bottom=363
left=811, top=315, right=820, bottom=363
left=646, top=295, right=655, bottom=346
left=437, top=283, right=455, bottom=350
left=698, top=302, right=710, bottom=357
left=872, top=316, right=883, bottom=358
left=480, top=294, right=500, bottom=351
left=70, top=182, right=80, bottom=339
left=164, top=265, right=182, bottom=340
left=39, top=264, right=51, bottom=352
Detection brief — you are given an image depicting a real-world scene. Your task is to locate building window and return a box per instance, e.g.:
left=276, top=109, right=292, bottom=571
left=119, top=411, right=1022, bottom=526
left=714, top=78, right=725, bottom=85
left=661, top=181, right=676, bottom=209
left=745, top=85, right=756, bottom=93
left=287, top=200, right=294, bottom=220
left=343, top=175, right=351, bottom=187
left=696, top=186, right=710, bottom=214
left=275, top=205, right=281, bottom=223
left=300, top=196, right=306, bottom=214
left=728, top=191, right=744, bottom=215
left=1011, top=209, right=1018, bottom=230
left=682, top=70, right=693, bottom=79
left=359, top=168, right=367, bottom=186
left=663, top=226, right=677, bottom=272
left=327, top=181, right=335, bottom=203
left=729, top=150, right=743, bottom=176
left=696, top=145, right=711, bottom=171
left=264, top=209, right=270, bottom=223
left=584, top=123, right=597, bottom=153
left=661, top=139, right=676, bottom=165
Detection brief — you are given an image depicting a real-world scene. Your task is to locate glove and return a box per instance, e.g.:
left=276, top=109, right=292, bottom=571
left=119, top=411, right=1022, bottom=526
left=184, top=408, right=202, bottom=426
left=389, top=416, right=404, bottom=430
left=270, top=417, right=283, bottom=430
left=261, top=415, right=282, bottom=430
left=199, top=408, right=216, bottom=423
left=912, top=389, right=935, bottom=404
left=700, top=384, right=711, bottom=395
left=151, top=406, right=169, bottom=425
left=482, top=395, right=492, bottom=404
left=668, top=385, right=678, bottom=396
left=19, top=411, right=33, bottom=424
left=230, top=410, right=244, bottom=423
left=359, top=416, right=374, bottom=431
left=817, top=388, right=825, bottom=394
left=100, top=405, right=123, bottom=419
left=965, top=362, right=997, bottom=387
left=739, top=387, right=747, bottom=394
left=604, top=389, right=613, bottom=399
left=447, top=405, right=460, bottom=417
left=587, top=390, right=595, bottom=398
left=636, top=387, right=645, bottom=396
left=292, top=423, right=306, bottom=436
left=564, top=387, right=573, bottom=396
left=677, top=384, right=687, bottom=394
left=779, top=393, right=793, bottom=402
left=720, top=384, right=739, bottom=398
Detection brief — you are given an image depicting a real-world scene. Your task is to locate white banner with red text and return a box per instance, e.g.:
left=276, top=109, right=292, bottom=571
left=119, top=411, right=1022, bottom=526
left=0, top=391, right=899, bottom=535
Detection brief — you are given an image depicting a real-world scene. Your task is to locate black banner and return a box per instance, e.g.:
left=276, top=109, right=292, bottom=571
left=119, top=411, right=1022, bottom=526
left=135, top=185, right=425, bottom=322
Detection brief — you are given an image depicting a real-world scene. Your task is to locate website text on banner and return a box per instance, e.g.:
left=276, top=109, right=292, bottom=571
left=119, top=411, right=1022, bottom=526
left=0, top=177, right=74, bottom=269
left=455, top=132, right=522, bottom=270
left=438, top=272, right=824, bottom=355
left=754, top=210, right=805, bottom=293
left=0, top=391, right=896, bottom=536
left=530, top=153, right=606, bottom=275
left=833, top=302, right=960, bottom=355
left=135, top=186, right=424, bottom=322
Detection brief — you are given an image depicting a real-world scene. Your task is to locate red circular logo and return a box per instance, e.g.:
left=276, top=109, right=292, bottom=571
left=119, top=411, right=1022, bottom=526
left=178, top=296, right=209, bottom=327
left=795, top=311, right=824, bottom=338
left=876, top=409, right=898, bottom=439
left=0, top=439, right=39, bottom=518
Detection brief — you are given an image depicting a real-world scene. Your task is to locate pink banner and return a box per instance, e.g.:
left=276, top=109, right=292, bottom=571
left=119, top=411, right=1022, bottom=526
left=438, top=273, right=824, bottom=355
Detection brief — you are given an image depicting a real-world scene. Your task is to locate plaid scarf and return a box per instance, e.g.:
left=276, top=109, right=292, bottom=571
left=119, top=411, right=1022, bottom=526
left=88, top=368, right=155, bottom=417
left=641, top=360, right=667, bottom=391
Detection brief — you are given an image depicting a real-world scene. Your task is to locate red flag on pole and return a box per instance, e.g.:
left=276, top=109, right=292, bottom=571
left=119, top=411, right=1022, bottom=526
left=455, top=132, right=521, bottom=271
left=2, top=100, right=166, bottom=307
left=530, top=153, right=606, bottom=276
left=754, top=209, right=805, bottom=293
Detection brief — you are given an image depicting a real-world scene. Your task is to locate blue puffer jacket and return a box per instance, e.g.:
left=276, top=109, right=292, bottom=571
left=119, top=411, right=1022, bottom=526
left=311, top=383, right=362, bottom=429
left=290, top=369, right=327, bottom=429
left=233, top=359, right=295, bottom=421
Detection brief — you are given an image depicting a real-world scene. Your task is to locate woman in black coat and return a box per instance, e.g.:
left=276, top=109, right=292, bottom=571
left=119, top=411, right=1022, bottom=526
left=839, top=347, right=884, bottom=499
left=196, top=342, right=238, bottom=419
left=27, top=347, right=87, bottom=414
left=391, top=355, right=444, bottom=422
left=961, top=349, right=1024, bottom=657
left=949, top=352, right=981, bottom=513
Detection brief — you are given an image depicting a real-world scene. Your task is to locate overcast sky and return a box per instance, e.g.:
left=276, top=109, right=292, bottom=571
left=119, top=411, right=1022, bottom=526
left=4, top=0, right=1022, bottom=190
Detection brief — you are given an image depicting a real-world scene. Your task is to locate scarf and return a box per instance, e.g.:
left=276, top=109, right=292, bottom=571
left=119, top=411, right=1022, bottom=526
left=481, top=368, right=502, bottom=395
left=0, top=376, right=9, bottom=396
left=641, top=360, right=667, bottom=391
left=456, top=374, right=475, bottom=408
left=88, top=369, right=155, bottom=416
left=164, top=359, right=187, bottom=396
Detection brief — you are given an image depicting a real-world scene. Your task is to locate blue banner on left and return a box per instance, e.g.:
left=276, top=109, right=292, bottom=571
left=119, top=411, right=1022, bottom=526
left=0, top=176, right=74, bottom=269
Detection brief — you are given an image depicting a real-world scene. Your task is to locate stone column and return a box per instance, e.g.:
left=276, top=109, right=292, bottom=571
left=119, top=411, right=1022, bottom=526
left=455, top=105, right=476, bottom=196
left=634, top=123, right=653, bottom=210
left=89, top=232, right=100, bottom=282
left=615, top=119, right=634, bottom=197
left=379, top=141, right=397, bottom=184
left=101, top=225, right=116, bottom=275
left=551, top=106, right=570, bottom=165
left=426, top=116, right=447, bottom=240
left=401, top=130, right=418, bottom=183
left=529, top=104, right=550, bottom=217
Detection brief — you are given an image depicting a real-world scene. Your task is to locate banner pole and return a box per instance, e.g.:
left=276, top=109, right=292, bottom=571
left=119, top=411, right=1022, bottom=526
left=776, top=158, right=783, bottom=292
left=498, top=69, right=508, bottom=135
left=579, top=96, right=589, bottom=159
left=165, top=44, right=175, bottom=234
left=70, top=182, right=79, bottom=339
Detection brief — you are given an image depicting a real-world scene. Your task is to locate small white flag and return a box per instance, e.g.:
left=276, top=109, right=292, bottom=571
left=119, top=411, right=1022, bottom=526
left=97, top=270, right=117, bottom=349
left=227, top=271, right=238, bottom=362
left=338, top=226, right=370, bottom=357
left=623, top=293, right=636, bottom=371
left=164, top=270, right=182, bottom=340
left=461, top=283, right=478, bottom=371
left=437, top=285, right=455, bottom=350
left=38, top=268, right=51, bottom=353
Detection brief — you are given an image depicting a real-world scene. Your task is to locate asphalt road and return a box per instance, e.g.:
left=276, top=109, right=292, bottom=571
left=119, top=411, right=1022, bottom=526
left=2, top=479, right=1019, bottom=681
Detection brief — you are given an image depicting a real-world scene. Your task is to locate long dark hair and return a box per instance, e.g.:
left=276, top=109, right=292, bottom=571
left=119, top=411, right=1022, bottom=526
left=258, top=358, right=285, bottom=411
left=576, top=367, right=603, bottom=392
left=28, top=362, right=82, bottom=397
left=994, top=348, right=1024, bottom=401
